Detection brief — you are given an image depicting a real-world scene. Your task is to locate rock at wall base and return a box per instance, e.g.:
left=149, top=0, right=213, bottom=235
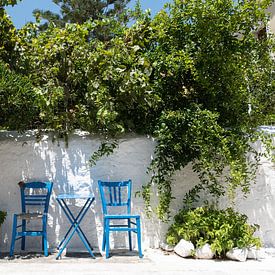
left=226, top=248, right=248, bottom=262
left=247, top=247, right=267, bottom=260
left=160, top=242, right=174, bottom=252
left=174, top=239, right=194, bottom=258
left=195, top=244, right=214, bottom=259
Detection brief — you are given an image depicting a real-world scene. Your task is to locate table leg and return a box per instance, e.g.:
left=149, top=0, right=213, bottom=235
left=62, top=200, right=93, bottom=250
left=57, top=199, right=93, bottom=251
left=56, top=198, right=95, bottom=259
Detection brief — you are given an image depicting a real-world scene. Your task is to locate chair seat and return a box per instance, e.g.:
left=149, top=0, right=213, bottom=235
left=104, top=214, right=140, bottom=219
left=16, top=212, right=44, bottom=220
left=17, top=231, right=44, bottom=237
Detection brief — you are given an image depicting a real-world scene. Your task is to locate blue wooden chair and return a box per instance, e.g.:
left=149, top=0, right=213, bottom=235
left=98, top=180, right=143, bottom=258
left=9, top=181, right=53, bottom=257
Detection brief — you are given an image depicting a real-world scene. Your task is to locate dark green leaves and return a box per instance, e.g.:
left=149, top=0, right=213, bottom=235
left=0, top=0, right=20, bottom=7
left=0, top=62, right=38, bottom=131
left=0, top=210, right=6, bottom=226
left=166, top=206, right=261, bottom=257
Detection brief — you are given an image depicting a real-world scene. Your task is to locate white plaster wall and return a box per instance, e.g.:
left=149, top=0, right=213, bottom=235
left=0, top=131, right=175, bottom=253
left=0, top=130, right=274, bottom=254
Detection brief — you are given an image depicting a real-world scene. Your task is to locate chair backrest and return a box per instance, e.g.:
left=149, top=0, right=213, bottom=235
left=19, top=181, right=53, bottom=214
left=98, top=180, right=132, bottom=215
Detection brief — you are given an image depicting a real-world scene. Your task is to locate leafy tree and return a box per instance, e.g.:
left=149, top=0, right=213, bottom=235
left=15, top=17, right=156, bottom=137
left=33, top=0, right=130, bottom=32
left=16, top=21, right=93, bottom=137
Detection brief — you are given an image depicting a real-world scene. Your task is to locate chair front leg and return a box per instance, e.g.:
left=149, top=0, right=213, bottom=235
left=102, top=218, right=106, bottom=252
left=128, top=218, right=132, bottom=251
left=42, top=215, right=48, bottom=256
left=136, top=217, right=143, bottom=258
left=9, top=214, right=18, bottom=257
left=21, top=219, right=26, bottom=250
left=105, top=218, right=110, bottom=258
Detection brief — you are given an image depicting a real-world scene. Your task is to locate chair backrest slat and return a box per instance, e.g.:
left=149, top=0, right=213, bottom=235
left=113, top=186, right=117, bottom=203
left=98, top=180, right=132, bottom=215
left=118, top=186, right=121, bottom=204
left=108, top=186, right=113, bottom=204
left=20, top=181, right=53, bottom=214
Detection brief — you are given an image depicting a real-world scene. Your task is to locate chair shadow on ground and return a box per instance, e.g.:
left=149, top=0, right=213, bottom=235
left=66, top=249, right=140, bottom=258
left=0, top=251, right=48, bottom=260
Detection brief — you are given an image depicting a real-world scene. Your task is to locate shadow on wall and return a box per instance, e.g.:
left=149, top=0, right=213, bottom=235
left=0, top=131, right=167, bottom=253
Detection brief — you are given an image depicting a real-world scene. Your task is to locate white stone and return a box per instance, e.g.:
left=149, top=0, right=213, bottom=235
left=247, top=247, right=267, bottom=260
left=174, top=239, right=194, bottom=258
left=160, top=242, right=174, bottom=252
left=195, top=243, right=214, bottom=259
left=226, top=248, right=248, bottom=262
left=247, top=247, right=259, bottom=259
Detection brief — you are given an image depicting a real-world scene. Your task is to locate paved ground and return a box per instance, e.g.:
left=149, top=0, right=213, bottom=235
left=1, top=249, right=275, bottom=275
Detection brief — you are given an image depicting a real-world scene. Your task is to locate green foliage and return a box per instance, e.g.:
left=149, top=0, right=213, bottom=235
left=0, top=210, right=6, bottom=226
left=166, top=206, right=261, bottom=257
left=16, top=22, right=93, bottom=137
left=0, top=0, right=20, bottom=7
left=89, top=140, right=118, bottom=166
left=140, top=0, right=275, bottom=220
left=0, top=62, right=38, bottom=130
left=0, top=9, right=17, bottom=66
left=15, top=15, right=158, bottom=137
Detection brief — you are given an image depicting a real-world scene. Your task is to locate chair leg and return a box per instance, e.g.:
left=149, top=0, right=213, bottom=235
left=10, top=215, right=17, bottom=257
left=21, top=219, right=26, bottom=250
left=128, top=218, right=132, bottom=251
left=102, top=218, right=106, bottom=252
left=43, top=234, right=48, bottom=256
left=105, top=219, right=110, bottom=258
left=136, top=217, right=143, bottom=258
left=42, top=216, right=48, bottom=256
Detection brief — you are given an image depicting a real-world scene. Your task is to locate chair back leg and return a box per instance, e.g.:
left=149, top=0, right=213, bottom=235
left=136, top=217, right=143, bottom=258
left=21, top=220, right=26, bottom=250
left=127, top=219, right=132, bottom=251
left=9, top=215, right=17, bottom=257
left=43, top=235, right=48, bottom=256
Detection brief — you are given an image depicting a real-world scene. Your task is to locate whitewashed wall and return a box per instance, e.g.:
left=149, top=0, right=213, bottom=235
left=0, top=130, right=274, bottom=253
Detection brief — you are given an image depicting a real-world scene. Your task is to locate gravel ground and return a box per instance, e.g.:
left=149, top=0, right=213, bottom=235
left=1, top=248, right=275, bottom=275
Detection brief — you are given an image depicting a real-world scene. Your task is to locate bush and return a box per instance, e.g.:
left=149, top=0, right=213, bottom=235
left=0, top=210, right=6, bottom=226
left=166, top=206, right=261, bottom=257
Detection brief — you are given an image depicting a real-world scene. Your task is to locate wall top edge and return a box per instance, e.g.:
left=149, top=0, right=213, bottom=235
left=0, top=126, right=273, bottom=141
left=258, top=126, right=275, bottom=134
left=0, top=130, right=154, bottom=142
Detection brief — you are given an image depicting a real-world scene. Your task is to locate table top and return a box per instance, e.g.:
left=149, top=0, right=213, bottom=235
left=56, top=193, right=94, bottom=200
